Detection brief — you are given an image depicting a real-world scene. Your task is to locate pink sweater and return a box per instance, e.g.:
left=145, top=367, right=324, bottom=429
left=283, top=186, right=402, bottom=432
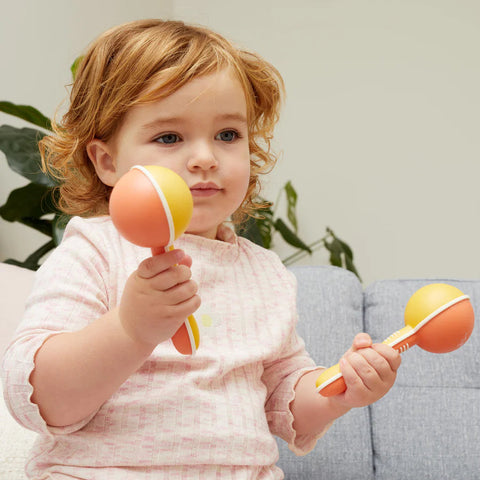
left=2, top=217, right=325, bottom=479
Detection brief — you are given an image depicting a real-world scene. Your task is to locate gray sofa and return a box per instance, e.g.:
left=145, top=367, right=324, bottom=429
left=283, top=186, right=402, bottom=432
left=278, top=266, right=479, bottom=480
left=1, top=263, right=478, bottom=479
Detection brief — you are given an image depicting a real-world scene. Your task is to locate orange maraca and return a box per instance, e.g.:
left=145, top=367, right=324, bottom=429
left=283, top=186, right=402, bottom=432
left=109, top=165, right=200, bottom=355
left=316, top=283, right=475, bottom=396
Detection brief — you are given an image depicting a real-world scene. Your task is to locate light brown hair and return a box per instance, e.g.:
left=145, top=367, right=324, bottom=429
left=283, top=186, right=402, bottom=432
left=40, top=19, right=285, bottom=222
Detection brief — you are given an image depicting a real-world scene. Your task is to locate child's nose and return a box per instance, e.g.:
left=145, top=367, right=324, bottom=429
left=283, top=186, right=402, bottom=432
left=187, top=141, right=218, bottom=170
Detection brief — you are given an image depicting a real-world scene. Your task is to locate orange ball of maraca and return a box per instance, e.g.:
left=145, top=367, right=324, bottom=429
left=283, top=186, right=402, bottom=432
left=109, top=165, right=193, bottom=248
left=404, top=283, right=475, bottom=353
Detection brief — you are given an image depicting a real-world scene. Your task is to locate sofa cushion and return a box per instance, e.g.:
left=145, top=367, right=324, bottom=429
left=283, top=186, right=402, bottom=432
left=364, top=279, right=480, bottom=480
left=277, top=266, right=373, bottom=480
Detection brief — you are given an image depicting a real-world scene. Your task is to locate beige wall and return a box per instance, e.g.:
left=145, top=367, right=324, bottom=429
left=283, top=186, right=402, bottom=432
left=1, top=0, right=479, bottom=284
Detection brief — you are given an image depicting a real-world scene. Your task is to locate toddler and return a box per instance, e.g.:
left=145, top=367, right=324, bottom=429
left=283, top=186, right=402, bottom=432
left=2, top=19, right=400, bottom=479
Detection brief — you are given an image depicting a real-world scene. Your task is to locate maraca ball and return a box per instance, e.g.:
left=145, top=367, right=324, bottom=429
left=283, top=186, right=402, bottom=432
left=405, top=283, right=474, bottom=353
left=109, top=165, right=193, bottom=248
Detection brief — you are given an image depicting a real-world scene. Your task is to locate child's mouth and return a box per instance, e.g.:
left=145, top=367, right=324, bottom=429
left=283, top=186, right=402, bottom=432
left=190, top=183, right=222, bottom=197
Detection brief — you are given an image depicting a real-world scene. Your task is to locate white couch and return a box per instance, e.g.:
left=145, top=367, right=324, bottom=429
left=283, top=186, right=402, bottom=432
left=0, top=263, right=36, bottom=479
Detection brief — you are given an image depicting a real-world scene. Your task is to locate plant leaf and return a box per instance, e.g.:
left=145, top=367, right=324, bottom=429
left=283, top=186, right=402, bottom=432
left=0, top=183, right=58, bottom=223
left=284, top=181, right=298, bottom=232
left=274, top=218, right=312, bottom=252
left=325, top=235, right=362, bottom=280
left=344, top=254, right=361, bottom=280
left=70, top=56, right=84, bottom=80
left=257, top=217, right=273, bottom=249
left=0, top=125, right=57, bottom=186
left=325, top=237, right=343, bottom=268
left=52, top=214, right=70, bottom=246
left=0, top=101, right=51, bottom=131
left=19, top=217, right=54, bottom=237
left=4, top=239, right=56, bottom=271
left=23, top=240, right=56, bottom=270
left=237, top=216, right=267, bottom=247
left=336, top=236, right=353, bottom=260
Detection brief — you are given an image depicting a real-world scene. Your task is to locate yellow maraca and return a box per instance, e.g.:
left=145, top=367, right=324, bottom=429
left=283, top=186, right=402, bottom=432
left=316, top=283, right=475, bottom=396
left=109, top=165, right=200, bottom=355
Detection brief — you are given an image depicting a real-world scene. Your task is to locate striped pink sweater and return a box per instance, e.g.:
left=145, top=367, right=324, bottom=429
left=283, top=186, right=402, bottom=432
left=2, top=217, right=325, bottom=479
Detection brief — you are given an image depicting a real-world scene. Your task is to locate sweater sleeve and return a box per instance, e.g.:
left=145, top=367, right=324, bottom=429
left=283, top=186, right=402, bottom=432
left=1, top=217, right=112, bottom=434
left=262, top=270, right=331, bottom=456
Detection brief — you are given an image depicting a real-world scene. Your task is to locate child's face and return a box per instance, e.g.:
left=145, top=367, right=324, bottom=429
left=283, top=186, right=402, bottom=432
left=90, top=69, right=251, bottom=239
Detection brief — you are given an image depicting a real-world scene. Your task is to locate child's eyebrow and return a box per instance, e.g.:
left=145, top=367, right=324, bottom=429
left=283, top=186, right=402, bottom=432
left=140, top=117, right=182, bottom=132
left=140, top=112, right=247, bottom=132
left=215, top=113, right=248, bottom=124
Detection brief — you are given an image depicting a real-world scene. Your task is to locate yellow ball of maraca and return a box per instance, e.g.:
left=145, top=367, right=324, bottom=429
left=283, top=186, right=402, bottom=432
left=404, top=283, right=474, bottom=353
left=109, top=165, right=193, bottom=248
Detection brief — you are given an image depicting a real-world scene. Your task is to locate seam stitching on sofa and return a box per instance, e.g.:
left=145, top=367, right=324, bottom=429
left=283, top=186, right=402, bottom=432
left=363, top=289, right=377, bottom=479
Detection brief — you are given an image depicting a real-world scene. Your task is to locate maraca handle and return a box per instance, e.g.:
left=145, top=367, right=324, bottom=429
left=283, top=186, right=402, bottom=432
left=382, top=326, right=416, bottom=353
left=316, top=326, right=416, bottom=397
left=151, top=245, right=201, bottom=356
left=172, top=314, right=200, bottom=355
left=315, top=363, right=346, bottom=397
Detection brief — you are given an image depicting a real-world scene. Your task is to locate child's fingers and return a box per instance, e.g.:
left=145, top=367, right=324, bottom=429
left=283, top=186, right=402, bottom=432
left=344, top=351, right=378, bottom=388
left=147, top=265, right=193, bottom=292
left=178, top=253, right=193, bottom=268
left=348, top=333, right=372, bottom=353
left=353, top=333, right=372, bottom=349
left=171, top=294, right=201, bottom=319
left=137, top=250, right=185, bottom=279
left=345, top=347, right=399, bottom=391
left=371, top=343, right=402, bottom=372
left=355, top=349, right=393, bottom=386
left=161, top=279, right=199, bottom=306
left=160, top=293, right=201, bottom=326
left=339, top=356, right=367, bottom=392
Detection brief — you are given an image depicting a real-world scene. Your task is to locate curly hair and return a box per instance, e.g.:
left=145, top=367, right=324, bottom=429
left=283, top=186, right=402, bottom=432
left=40, top=19, right=285, bottom=222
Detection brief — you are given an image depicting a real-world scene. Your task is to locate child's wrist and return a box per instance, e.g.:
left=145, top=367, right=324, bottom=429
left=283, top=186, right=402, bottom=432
left=112, top=307, right=158, bottom=354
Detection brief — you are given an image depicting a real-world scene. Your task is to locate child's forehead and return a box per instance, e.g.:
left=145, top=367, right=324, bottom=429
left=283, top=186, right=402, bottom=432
left=123, top=69, right=249, bottom=126
left=140, top=64, right=246, bottom=98
left=138, top=69, right=248, bottom=110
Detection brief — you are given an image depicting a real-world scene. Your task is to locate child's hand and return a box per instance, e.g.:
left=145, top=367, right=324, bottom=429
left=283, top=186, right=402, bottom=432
left=118, top=249, right=200, bottom=347
left=332, top=333, right=401, bottom=408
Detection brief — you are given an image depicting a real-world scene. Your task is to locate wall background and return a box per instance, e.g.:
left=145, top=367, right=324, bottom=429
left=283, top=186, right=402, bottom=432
left=1, top=0, right=479, bottom=285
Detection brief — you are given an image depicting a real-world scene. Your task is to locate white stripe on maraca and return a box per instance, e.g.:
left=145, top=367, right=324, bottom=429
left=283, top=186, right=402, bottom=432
left=133, top=165, right=175, bottom=246
left=387, top=294, right=471, bottom=349
left=186, top=315, right=197, bottom=356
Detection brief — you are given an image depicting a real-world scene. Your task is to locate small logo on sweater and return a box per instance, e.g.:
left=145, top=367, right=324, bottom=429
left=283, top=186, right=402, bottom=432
left=200, top=313, right=214, bottom=327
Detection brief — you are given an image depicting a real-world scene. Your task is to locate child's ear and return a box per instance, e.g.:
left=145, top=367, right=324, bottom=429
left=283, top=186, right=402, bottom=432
left=86, top=139, right=118, bottom=187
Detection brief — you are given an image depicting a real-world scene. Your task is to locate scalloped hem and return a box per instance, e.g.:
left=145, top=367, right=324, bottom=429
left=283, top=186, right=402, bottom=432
left=287, top=367, right=334, bottom=456
left=4, top=330, right=97, bottom=435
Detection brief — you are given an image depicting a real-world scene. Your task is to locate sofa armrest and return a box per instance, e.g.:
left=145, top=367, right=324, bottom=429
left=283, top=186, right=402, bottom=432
left=0, top=263, right=37, bottom=479
left=0, top=263, right=35, bottom=356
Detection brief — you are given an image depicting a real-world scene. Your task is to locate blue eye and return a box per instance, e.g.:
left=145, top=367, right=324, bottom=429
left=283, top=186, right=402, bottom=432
left=216, top=130, right=238, bottom=142
left=155, top=133, right=180, bottom=144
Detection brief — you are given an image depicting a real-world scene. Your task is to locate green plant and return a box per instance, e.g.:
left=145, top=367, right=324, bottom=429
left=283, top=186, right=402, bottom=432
left=0, top=62, right=360, bottom=277
left=0, top=102, right=67, bottom=270
left=237, top=183, right=360, bottom=279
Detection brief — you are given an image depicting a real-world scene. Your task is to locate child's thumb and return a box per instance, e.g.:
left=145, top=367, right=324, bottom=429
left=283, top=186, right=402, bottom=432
left=350, top=332, right=372, bottom=352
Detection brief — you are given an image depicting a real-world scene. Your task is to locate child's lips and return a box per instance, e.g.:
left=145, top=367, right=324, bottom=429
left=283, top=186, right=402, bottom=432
left=190, top=182, right=222, bottom=197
